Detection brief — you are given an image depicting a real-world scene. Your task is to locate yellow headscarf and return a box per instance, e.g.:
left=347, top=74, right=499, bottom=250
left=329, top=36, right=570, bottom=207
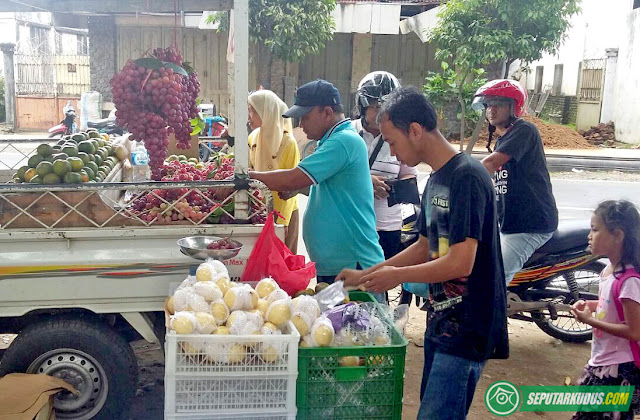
left=248, top=90, right=293, bottom=171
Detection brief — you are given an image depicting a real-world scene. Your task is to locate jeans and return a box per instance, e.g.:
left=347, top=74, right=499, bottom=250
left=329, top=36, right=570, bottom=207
left=418, top=340, right=486, bottom=420
left=500, top=231, right=553, bottom=285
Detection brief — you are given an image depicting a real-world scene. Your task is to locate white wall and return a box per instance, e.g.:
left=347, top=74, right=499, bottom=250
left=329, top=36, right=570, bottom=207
left=611, top=8, right=640, bottom=144
left=511, top=0, right=629, bottom=96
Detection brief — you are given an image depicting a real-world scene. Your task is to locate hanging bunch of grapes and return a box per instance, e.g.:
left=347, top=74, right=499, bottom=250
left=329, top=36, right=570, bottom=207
left=110, top=46, right=200, bottom=180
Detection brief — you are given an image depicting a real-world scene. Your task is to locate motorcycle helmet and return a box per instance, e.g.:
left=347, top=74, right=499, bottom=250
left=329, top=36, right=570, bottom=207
left=471, top=79, right=527, bottom=118
left=355, top=71, right=401, bottom=117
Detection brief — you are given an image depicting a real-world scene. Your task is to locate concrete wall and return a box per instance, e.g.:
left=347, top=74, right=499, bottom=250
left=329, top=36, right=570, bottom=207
left=610, top=8, right=640, bottom=144
left=510, top=0, right=629, bottom=96
left=88, top=16, right=116, bottom=102
left=529, top=92, right=578, bottom=125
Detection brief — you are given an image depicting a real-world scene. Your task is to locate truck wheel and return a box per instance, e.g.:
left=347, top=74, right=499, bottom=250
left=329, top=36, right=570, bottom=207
left=0, top=316, right=138, bottom=420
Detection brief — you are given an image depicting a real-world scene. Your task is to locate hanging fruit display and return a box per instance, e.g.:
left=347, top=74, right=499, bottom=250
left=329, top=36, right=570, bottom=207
left=110, top=46, right=201, bottom=180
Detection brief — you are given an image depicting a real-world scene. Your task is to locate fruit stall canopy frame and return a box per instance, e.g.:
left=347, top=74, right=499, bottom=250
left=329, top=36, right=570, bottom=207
left=0, top=0, right=251, bottom=218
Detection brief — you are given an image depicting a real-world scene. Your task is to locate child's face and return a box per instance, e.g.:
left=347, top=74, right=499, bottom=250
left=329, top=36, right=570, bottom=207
left=588, top=214, right=618, bottom=257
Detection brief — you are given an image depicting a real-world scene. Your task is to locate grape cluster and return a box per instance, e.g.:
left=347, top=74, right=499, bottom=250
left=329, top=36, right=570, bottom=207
left=153, top=47, right=182, bottom=65
left=207, top=238, right=237, bottom=250
left=110, top=47, right=200, bottom=180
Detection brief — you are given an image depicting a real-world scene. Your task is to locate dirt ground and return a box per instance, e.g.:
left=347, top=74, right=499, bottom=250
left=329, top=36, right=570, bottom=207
left=126, top=297, right=593, bottom=420
left=463, top=116, right=594, bottom=150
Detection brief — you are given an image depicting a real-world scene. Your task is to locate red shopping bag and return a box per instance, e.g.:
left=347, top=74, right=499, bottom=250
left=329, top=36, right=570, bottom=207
left=241, top=212, right=315, bottom=295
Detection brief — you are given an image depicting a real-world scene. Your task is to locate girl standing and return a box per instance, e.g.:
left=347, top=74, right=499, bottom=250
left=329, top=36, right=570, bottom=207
left=571, top=200, right=640, bottom=419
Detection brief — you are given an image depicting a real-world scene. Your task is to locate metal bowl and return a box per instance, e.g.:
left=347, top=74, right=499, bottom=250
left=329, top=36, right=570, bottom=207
left=177, top=236, right=243, bottom=261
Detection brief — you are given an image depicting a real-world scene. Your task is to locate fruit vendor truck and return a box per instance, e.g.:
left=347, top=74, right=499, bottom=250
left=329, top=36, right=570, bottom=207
left=0, top=5, right=269, bottom=418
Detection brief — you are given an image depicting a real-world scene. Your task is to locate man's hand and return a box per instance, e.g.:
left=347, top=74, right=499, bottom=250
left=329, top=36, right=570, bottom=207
left=335, top=268, right=366, bottom=288
left=372, top=175, right=390, bottom=199
left=361, top=266, right=401, bottom=293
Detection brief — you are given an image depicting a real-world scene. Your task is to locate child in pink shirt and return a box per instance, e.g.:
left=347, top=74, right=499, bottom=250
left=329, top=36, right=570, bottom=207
left=571, top=200, right=640, bottom=420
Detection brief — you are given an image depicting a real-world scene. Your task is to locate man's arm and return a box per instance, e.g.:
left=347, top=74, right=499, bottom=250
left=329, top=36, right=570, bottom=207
left=359, top=237, right=478, bottom=293
left=337, top=234, right=429, bottom=287
left=481, top=151, right=510, bottom=174
left=249, top=167, right=313, bottom=192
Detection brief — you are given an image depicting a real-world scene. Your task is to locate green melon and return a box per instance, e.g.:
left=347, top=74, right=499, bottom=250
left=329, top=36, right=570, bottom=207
left=37, top=143, right=54, bottom=157
left=42, top=173, right=62, bottom=184
left=36, top=161, right=54, bottom=177
left=28, top=154, right=44, bottom=168
left=52, top=159, right=72, bottom=177
left=63, top=171, right=82, bottom=184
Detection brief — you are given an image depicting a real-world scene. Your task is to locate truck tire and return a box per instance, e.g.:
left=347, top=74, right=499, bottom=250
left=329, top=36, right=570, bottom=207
left=0, top=316, right=138, bottom=420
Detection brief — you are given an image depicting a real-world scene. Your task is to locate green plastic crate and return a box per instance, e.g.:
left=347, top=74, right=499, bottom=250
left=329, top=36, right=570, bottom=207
left=296, top=291, right=409, bottom=419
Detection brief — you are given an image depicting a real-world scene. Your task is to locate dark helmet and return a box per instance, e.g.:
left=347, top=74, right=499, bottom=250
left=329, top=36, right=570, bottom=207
left=355, top=71, right=401, bottom=117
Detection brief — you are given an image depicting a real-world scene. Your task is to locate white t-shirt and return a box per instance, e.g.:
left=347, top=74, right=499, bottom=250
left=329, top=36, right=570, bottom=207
left=352, top=118, right=418, bottom=231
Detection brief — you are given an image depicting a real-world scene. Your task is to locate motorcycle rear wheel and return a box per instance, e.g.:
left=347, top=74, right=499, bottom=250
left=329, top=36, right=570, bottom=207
left=531, top=261, right=604, bottom=343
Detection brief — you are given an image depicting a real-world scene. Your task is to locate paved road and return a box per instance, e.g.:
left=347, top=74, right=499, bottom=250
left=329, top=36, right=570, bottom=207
left=552, top=177, right=640, bottom=220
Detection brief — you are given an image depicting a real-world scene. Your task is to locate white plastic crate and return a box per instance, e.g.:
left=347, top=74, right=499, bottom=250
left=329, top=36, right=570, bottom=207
left=165, top=322, right=299, bottom=418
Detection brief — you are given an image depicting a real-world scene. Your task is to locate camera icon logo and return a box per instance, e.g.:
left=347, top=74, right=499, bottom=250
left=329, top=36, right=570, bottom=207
left=485, top=381, right=521, bottom=416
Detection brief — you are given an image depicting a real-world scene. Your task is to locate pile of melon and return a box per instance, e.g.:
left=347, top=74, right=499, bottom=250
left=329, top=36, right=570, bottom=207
left=12, top=130, right=127, bottom=184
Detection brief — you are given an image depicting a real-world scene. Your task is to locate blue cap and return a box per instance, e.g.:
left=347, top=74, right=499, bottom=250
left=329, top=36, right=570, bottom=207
left=283, top=79, right=342, bottom=118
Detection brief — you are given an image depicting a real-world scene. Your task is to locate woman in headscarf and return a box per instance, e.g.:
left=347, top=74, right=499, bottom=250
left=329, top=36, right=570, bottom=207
left=248, top=89, right=300, bottom=253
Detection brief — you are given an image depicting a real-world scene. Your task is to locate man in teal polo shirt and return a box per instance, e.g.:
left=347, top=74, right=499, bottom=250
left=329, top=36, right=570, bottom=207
left=249, top=79, right=384, bottom=284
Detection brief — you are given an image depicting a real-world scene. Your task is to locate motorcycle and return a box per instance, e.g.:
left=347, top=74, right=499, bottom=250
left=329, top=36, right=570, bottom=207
left=87, top=109, right=124, bottom=136
left=399, top=209, right=601, bottom=343
left=48, top=100, right=77, bottom=138
left=200, top=113, right=229, bottom=162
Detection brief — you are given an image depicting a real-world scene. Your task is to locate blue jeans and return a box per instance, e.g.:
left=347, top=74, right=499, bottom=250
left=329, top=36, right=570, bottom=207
left=500, top=232, right=553, bottom=285
left=418, top=340, right=486, bottom=420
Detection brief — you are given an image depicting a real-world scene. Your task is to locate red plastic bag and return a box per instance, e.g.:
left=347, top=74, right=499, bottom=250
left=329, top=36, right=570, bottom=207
left=241, top=212, right=315, bottom=296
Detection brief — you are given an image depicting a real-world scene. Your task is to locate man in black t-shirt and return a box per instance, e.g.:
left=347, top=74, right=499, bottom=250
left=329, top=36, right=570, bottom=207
left=337, top=86, right=508, bottom=419
left=473, top=80, right=558, bottom=285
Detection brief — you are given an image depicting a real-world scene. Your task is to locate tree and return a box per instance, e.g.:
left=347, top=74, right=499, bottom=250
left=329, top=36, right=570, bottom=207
left=428, top=0, right=580, bottom=151
left=423, top=62, right=486, bottom=140
left=208, top=0, right=336, bottom=95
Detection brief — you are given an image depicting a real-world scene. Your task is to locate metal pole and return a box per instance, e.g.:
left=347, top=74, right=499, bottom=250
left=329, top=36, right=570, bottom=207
left=1, top=43, right=16, bottom=127
left=231, top=0, right=250, bottom=220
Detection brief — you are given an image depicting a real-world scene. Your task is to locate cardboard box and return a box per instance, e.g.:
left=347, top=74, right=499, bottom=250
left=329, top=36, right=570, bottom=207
left=0, top=373, right=76, bottom=420
left=167, top=134, right=199, bottom=159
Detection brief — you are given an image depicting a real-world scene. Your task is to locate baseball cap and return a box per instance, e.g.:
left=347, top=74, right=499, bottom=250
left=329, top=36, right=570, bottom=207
left=283, top=79, right=342, bottom=118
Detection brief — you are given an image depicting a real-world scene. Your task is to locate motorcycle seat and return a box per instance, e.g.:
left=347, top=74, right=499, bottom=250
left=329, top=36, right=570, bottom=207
left=88, top=118, right=113, bottom=128
left=524, top=219, right=590, bottom=266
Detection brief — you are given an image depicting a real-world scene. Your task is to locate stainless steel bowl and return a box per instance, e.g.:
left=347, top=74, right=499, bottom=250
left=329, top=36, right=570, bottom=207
left=177, top=236, right=243, bottom=261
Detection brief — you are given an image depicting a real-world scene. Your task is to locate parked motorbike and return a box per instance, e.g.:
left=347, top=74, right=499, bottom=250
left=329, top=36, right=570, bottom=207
left=48, top=100, right=77, bottom=138
left=200, top=113, right=229, bottom=162
left=400, top=210, right=601, bottom=343
left=87, top=109, right=124, bottom=136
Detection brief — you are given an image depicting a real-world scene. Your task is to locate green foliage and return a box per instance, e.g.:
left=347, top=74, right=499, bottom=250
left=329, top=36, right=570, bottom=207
left=428, top=0, right=580, bottom=73
left=0, top=76, right=5, bottom=122
left=424, top=63, right=487, bottom=123
left=207, top=0, right=336, bottom=63
left=424, top=63, right=487, bottom=130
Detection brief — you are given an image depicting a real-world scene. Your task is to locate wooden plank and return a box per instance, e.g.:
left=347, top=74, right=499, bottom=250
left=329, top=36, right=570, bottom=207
left=0, top=0, right=234, bottom=13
